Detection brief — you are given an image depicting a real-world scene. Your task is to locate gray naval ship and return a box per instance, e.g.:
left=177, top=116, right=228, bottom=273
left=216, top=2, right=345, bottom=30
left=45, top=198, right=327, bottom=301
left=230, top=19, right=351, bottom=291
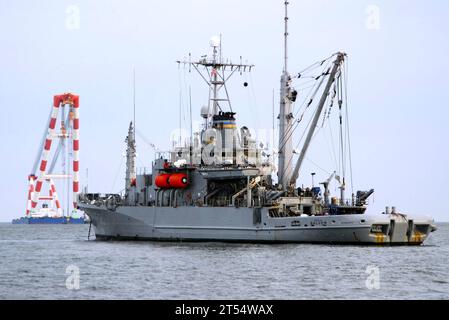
left=79, top=3, right=436, bottom=245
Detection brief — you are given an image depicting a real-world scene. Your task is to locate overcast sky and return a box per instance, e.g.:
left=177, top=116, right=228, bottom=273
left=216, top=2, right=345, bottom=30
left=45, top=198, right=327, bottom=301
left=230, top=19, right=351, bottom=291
left=1, top=0, right=448, bottom=222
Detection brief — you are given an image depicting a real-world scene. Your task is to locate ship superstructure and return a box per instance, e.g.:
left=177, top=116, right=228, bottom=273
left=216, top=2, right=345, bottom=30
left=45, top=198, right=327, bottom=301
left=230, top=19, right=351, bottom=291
left=78, top=2, right=436, bottom=244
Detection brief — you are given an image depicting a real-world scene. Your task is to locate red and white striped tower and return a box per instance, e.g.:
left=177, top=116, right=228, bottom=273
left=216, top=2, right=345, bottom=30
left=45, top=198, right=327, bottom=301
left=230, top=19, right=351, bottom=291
left=28, top=93, right=80, bottom=217
left=25, top=175, right=36, bottom=216
left=30, top=98, right=60, bottom=210
left=71, top=96, right=80, bottom=209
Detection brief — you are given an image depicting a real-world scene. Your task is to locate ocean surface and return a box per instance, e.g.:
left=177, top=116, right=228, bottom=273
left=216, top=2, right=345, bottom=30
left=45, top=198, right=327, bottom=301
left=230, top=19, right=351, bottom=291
left=0, top=222, right=448, bottom=300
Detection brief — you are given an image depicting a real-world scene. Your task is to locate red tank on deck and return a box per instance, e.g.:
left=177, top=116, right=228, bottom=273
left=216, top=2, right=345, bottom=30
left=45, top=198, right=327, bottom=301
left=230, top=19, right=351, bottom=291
left=168, top=173, right=189, bottom=189
left=155, top=174, right=171, bottom=189
left=155, top=173, right=189, bottom=189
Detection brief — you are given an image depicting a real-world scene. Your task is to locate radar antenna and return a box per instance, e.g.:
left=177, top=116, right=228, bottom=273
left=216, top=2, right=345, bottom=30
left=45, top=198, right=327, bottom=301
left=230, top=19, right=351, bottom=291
left=177, top=36, right=254, bottom=128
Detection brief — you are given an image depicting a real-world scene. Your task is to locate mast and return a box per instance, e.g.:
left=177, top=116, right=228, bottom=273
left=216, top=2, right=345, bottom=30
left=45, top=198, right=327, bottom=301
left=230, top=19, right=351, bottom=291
left=211, top=37, right=220, bottom=116
left=133, top=67, right=136, bottom=141
left=176, top=37, right=254, bottom=122
left=289, top=53, right=345, bottom=188
left=277, top=0, right=294, bottom=189
left=125, top=122, right=136, bottom=191
left=284, top=1, right=289, bottom=73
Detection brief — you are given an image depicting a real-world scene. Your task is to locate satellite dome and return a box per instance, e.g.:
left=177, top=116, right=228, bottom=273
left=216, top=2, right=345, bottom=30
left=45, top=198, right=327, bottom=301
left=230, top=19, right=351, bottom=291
left=210, top=36, right=221, bottom=48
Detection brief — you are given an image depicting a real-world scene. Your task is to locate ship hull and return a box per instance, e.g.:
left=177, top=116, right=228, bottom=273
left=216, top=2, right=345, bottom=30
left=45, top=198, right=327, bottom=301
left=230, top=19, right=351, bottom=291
left=80, top=204, right=435, bottom=245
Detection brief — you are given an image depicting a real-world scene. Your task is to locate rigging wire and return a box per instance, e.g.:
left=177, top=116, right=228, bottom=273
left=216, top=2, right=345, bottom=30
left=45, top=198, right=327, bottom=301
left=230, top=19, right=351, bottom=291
left=306, top=157, right=332, bottom=176
left=277, top=83, right=316, bottom=152
left=297, top=100, right=340, bottom=180
left=136, top=154, right=147, bottom=168
left=306, top=90, right=341, bottom=181
left=183, top=67, right=191, bottom=146
left=340, top=71, right=346, bottom=181
left=277, top=62, right=330, bottom=155
left=275, top=53, right=355, bottom=193
left=338, top=71, right=345, bottom=183
left=280, top=101, right=320, bottom=180
left=244, top=71, right=258, bottom=131
left=296, top=81, right=321, bottom=91
left=293, top=53, right=336, bottom=79
left=344, top=59, right=354, bottom=195
left=178, top=65, right=193, bottom=147
left=110, top=156, right=125, bottom=194
left=322, top=81, right=338, bottom=128
left=280, top=54, right=354, bottom=187
left=277, top=59, right=336, bottom=181
left=277, top=58, right=333, bottom=152
left=294, top=58, right=334, bottom=117
left=177, top=67, right=184, bottom=147
left=249, top=71, right=259, bottom=128
left=327, top=120, right=339, bottom=174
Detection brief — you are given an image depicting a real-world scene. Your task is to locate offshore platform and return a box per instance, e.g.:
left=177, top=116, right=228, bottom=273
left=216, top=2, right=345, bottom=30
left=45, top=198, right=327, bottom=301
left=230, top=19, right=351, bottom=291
left=12, top=93, right=85, bottom=224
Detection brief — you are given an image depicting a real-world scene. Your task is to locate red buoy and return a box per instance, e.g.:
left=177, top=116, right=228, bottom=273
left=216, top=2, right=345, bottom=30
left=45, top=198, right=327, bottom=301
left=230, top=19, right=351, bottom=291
left=168, top=173, right=189, bottom=189
left=155, top=174, right=171, bottom=188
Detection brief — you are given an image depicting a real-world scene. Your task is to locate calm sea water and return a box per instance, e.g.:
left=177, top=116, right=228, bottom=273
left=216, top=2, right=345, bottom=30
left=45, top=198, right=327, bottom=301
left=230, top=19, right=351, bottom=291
left=0, top=222, right=448, bottom=300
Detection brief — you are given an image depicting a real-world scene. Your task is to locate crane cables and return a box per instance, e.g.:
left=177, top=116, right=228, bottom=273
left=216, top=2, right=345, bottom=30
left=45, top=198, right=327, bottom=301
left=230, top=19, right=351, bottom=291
left=343, top=58, right=354, bottom=195
left=281, top=101, right=322, bottom=179
left=298, top=58, right=354, bottom=195
left=277, top=60, right=334, bottom=181
left=277, top=55, right=335, bottom=155
left=293, top=53, right=337, bottom=79
left=279, top=54, right=350, bottom=183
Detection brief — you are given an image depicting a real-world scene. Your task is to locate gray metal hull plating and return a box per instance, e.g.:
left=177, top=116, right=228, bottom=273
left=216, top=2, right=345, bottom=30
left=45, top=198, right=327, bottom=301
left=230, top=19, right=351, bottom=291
left=80, top=204, right=435, bottom=245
